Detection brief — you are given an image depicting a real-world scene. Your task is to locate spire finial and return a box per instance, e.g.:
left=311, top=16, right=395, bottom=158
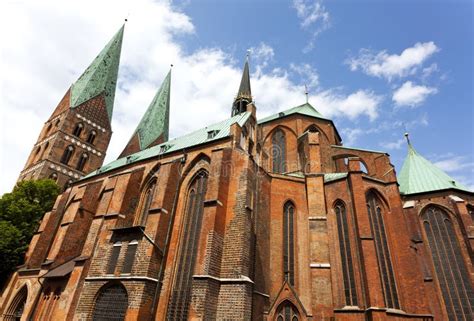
left=404, top=132, right=410, bottom=145
left=246, top=49, right=251, bottom=61
left=305, top=84, right=309, bottom=103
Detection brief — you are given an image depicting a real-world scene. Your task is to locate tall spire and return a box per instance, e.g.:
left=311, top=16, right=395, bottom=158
left=231, top=54, right=252, bottom=116
left=398, top=134, right=471, bottom=195
left=119, top=69, right=171, bottom=158
left=70, top=24, right=125, bottom=121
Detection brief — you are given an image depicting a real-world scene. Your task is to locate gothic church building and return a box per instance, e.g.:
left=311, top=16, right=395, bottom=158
left=1, top=25, right=473, bottom=321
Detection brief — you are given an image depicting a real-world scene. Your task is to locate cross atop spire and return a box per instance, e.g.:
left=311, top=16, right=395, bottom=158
left=232, top=55, right=253, bottom=116
left=70, top=24, right=125, bottom=121
left=119, top=69, right=171, bottom=158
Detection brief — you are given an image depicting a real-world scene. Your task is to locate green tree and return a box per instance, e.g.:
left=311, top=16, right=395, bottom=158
left=0, top=179, right=60, bottom=285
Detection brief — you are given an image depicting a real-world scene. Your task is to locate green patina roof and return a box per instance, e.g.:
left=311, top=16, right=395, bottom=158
left=83, top=112, right=252, bottom=178
left=398, top=141, right=471, bottom=195
left=258, top=103, right=328, bottom=124
left=70, top=25, right=124, bottom=121
left=324, top=172, right=348, bottom=183
left=331, top=145, right=386, bottom=154
left=134, top=70, right=171, bottom=150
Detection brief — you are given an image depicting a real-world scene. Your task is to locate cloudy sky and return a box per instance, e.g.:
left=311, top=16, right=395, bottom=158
left=0, top=0, right=473, bottom=194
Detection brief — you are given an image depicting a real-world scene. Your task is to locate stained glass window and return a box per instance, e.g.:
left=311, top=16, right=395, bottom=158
left=167, top=171, right=208, bottom=320
left=366, top=192, right=399, bottom=309
left=92, top=284, right=128, bottom=321
left=272, top=129, right=287, bottom=173
left=284, top=202, right=295, bottom=285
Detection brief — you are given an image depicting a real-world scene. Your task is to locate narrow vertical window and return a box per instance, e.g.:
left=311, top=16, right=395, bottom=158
left=272, top=129, right=287, bottom=173
left=92, top=283, right=128, bottom=321
left=76, top=153, right=88, bottom=171
left=87, top=130, right=97, bottom=144
left=334, top=201, right=358, bottom=306
left=283, top=201, right=295, bottom=285
left=366, top=192, right=399, bottom=309
left=138, top=181, right=156, bottom=226
left=73, top=123, right=83, bottom=137
left=422, top=206, right=474, bottom=320
left=107, top=242, right=121, bottom=275
left=167, top=171, right=208, bottom=320
left=60, top=145, right=74, bottom=165
left=122, top=240, right=138, bottom=274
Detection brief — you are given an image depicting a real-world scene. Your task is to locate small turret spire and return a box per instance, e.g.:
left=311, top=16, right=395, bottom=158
left=119, top=69, right=172, bottom=158
left=70, top=24, right=125, bottom=121
left=231, top=54, right=253, bottom=116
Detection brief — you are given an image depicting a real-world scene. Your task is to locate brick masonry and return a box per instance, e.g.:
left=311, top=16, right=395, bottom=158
left=2, top=100, right=473, bottom=321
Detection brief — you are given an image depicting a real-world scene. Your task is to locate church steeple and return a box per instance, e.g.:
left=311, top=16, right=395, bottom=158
left=70, top=24, right=125, bottom=121
left=119, top=69, right=171, bottom=158
left=231, top=56, right=253, bottom=116
left=18, top=24, right=126, bottom=190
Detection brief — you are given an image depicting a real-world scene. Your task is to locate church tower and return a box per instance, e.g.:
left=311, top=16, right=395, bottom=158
left=18, top=25, right=125, bottom=190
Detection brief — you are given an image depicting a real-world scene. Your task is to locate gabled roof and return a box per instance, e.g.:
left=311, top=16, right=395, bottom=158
left=83, top=112, right=252, bottom=179
left=398, top=141, right=471, bottom=195
left=119, top=70, right=171, bottom=157
left=70, top=25, right=125, bottom=121
left=258, top=102, right=328, bottom=124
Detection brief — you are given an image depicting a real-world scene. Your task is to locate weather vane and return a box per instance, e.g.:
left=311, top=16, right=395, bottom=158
left=305, top=84, right=309, bottom=103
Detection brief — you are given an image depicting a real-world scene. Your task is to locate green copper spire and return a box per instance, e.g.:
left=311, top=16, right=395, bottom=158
left=237, top=58, right=252, bottom=101
left=119, top=70, right=171, bottom=158
left=70, top=25, right=125, bottom=121
left=398, top=133, right=471, bottom=195
left=232, top=55, right=252, bottom=116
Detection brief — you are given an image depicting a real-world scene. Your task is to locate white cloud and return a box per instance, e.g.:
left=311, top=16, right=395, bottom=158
left=292, top=0, right=330, bottom=52
left=313, top=89, right=383, bottom=121
left=341, top=128, right=364, bottom=146
left=290, top=63, right=319, bottom=88
left=381, top=138, right=406, bottom=150
left=0, top=0, right=380, bottom=194
left=421, top=63, right=439, bottom=81
left=250, top=42, right=275, bottom=71
left=392, top=81, right=437, bottom=107
left=434, top=156, right=474, bottom=173
left=346, top=42, right=439, bottom=81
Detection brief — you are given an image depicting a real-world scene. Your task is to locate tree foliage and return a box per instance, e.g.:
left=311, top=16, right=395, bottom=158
left=0, top=179, right=60, bottom=283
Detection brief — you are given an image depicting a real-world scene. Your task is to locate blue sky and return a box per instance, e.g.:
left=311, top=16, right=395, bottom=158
left=0, top=0, right=472, bottom=193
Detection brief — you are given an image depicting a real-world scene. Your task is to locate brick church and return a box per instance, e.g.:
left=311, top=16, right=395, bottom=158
left=1, top=24, right=473, bottom=321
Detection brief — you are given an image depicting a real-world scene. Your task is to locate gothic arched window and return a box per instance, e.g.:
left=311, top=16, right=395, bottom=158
left=275, top=301, right=299, bottom=321
left=283, top=201, right=295, bottom=285
left=73, top=123, right=83, bottom=137
left=305, top=125, right=319, bottom=133
left=422, top=206, right=474, bottom=320
left=4, top=286, right=27, bottom=321
left=272, top=129, right=287, bottom=174
left=76, top=153, right=88, bottom=171
left=366, top=192, right=399, bottom=309
left=334, top=201, right=358, bottom=306
left=92, top=283, right=128, bottom=321
left=61, top=145, right=74, bottom=165
left=167, top=170, right=208, bottom=320
left=87, top=130, right=97, bottom=144
left=138, top=180, right=156, bottom=226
